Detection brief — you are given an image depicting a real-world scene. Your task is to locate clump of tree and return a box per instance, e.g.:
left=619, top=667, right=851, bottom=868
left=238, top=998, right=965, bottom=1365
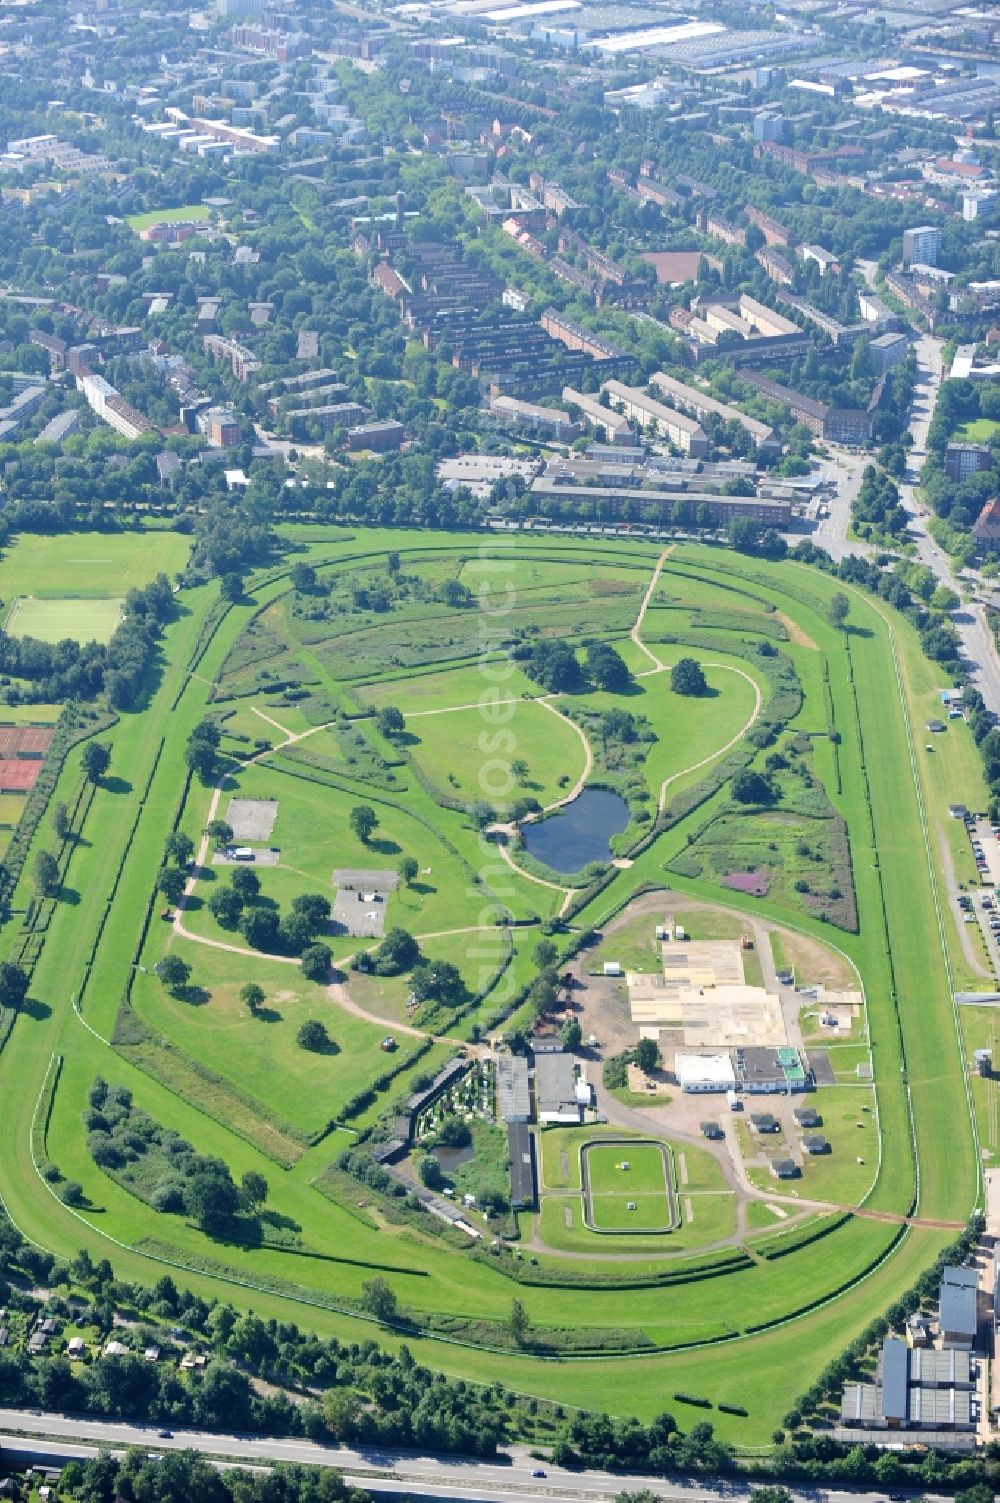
left=84, top=1078, right=257, bottom=1237
left=585, top=641, right=633, bottom=692
left=731, top=769, right=775, bottom=805
left=185, top=720, right=222, bottom=781
left=515, top=638, right=583, bottom=693
left=368, top=926, right=420, bottom=976
left=671, top=657, right=707, bottom=696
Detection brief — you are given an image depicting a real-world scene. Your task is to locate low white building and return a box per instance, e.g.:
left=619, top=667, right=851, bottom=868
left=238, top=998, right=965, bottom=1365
left=675, top=1052, right=736, bottom=1093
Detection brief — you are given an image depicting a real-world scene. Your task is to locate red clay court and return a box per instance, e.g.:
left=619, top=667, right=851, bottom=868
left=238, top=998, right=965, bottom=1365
left=0, top=760, right=42, bottom=791
left=0, top=725, right=55, bottom=791
left=0, top=726, right=54, bottom=758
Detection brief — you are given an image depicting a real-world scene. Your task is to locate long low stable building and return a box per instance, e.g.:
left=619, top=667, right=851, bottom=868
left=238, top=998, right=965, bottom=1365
left=603, top=381, right=709, bottom=457
left=497, top=1054, right=531, bottom=1123
left=840, top=1336, right=976, bottom=1437
left=649, top=371, right=780, bottom=452
left=507, top=1120, right=537, bottom=1210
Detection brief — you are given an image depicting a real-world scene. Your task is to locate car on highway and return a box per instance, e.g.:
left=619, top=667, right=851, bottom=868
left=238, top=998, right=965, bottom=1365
left=157, top=1429, right=173, bottom=1439
left=531, top=1469, right=547, bottom=1478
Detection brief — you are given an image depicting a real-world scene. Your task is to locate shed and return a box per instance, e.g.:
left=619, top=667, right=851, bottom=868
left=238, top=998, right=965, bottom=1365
left=793, top=1106, right=821, bottom=1127
left=701, top=1120, right=724, bottom=1139
left=750, top=1111, right=779, bottom=1132
left=603, top=961, right=623, bottom=977
left=770, top=1157, right=799, bottom=1179
left=802, top=1133, right=829, bottom=1154
left=926, top=719, right=946, bottom=733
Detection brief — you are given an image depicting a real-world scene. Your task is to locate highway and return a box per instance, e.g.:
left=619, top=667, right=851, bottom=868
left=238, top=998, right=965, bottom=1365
left=0, top=1409, right=946, bottom=1503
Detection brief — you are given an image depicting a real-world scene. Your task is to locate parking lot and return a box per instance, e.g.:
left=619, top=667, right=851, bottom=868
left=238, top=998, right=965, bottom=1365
left=957, top=815, right=1000, bottom=974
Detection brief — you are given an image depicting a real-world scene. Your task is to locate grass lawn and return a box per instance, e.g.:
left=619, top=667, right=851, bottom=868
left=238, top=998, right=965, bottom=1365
left=955, top=417, right=1000, bottom=443
left=358, top=661, right=542, bottom=711
left=407, top=698, right=586, bottom=809
left=588, top=910, right=666, bottom=973
left=583, top=1142, right=673, bottom=1232
left=0, top=793, right=26, bottom=825
left=5, top=595, right=124, bottom=644
left=0, top=530, right=191, bottom=598
left=126, top=204, right=210, bottom=230
left=131, top=942, right=439, bottom=1137
left=671, top=906, right=746, bottom=941
left=0, top=703, right=60, bottom=724
left=586, top=1141, right=669, bottom=1195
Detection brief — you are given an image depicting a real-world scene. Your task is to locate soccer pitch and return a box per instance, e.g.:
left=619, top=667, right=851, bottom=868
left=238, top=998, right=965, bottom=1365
left=5, top=596, right=124, bottom=644
left=582, top=1141, right=676, bottom=1232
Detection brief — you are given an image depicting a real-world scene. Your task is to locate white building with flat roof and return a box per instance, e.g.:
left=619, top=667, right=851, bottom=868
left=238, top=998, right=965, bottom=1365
left=675, top=1053, right=737, bottom=1093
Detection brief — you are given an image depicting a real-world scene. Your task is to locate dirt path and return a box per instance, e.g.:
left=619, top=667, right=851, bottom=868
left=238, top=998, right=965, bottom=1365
left=777, top=612, right=818, bottom=650
left=324, top=978, right=467, bottom=1048
left=536, top=696, right=593, bottom=811
left=252, top=706, right=294, bottom=737
left=402, top=699, right=517, bottom=719
left=655, top=665, right=763, bottom=814
left=629, top=545, right=673, bottom=669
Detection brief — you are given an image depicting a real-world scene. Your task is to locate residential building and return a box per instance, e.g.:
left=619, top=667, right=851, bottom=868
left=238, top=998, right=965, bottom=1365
left=741, top=371, right=870, bottom=444
left=902, top=225, right=941, bottom=268
left=203, top=334, right=260, bottom=382
left=753, top=111, right=786, bottom=144
left=946, top=442, right=994, bottom=482
left=649, top=372, right=779, bottom=452
left=78, top=373, right=155, bottom=441
left=489, top=395, right=581, bottom=442
left=562, top=387, right=633, bottom=446
left=602, top=382, right=709, bottom=457
left=201, top=408, right=242, bottom=447
left=869, top=331, right=909, bottom=372
left=346, top=420, right=405, bottom=452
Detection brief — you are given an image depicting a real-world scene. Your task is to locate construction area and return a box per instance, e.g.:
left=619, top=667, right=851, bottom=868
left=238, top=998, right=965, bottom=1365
left=628, top=938, right=789, bottom=1054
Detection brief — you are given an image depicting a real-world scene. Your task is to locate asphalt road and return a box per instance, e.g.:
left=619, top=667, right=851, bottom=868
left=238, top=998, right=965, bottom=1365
left=895, top=332, right=1000, bottom=716
left=0, top=1409, right=942, bottom=1503
left=792, top=329, right=1000, bottom=717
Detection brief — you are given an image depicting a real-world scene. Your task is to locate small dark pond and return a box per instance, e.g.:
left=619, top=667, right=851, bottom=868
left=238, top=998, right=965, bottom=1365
left=433, top=1144, right=474, bottom=1172
left=520, top=788, right=630, bottom=874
